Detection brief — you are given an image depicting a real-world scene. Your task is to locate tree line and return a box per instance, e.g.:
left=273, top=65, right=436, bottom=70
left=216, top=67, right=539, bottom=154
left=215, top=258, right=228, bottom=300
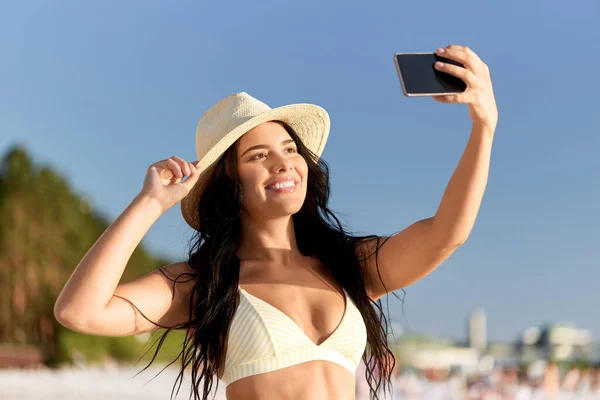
left=0, top=144, right=183, bottom=366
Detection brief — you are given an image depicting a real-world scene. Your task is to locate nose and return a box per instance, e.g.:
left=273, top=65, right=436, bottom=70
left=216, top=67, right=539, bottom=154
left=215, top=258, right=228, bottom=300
left=271, top=154, right=294, bottom=173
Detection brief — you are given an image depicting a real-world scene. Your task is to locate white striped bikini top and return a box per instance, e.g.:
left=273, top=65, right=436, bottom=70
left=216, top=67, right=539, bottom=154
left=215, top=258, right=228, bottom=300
left=221, top=286, right=368, bottom=386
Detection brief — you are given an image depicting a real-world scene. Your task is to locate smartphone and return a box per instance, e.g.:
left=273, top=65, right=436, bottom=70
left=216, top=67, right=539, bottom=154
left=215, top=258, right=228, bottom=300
left=393, top=53, right=467, bottom=97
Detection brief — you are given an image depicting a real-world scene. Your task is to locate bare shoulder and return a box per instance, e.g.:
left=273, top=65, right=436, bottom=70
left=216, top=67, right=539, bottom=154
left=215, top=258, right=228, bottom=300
left=152, top=261, right=197, bottom=311
left=105, top=261, right=198, bottom=335
left=355, top=217, right=458, bottom=302
left=157, top=261, right=197, bottom=285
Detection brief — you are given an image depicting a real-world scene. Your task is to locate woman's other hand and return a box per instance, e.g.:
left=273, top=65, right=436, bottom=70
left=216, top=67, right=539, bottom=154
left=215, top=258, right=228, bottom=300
left=139, top=156, right=201, bottom=213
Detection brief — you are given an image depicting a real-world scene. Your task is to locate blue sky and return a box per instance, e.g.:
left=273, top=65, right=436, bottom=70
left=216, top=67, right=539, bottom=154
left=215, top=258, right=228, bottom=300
left=1, top=1, right=598, bottom=343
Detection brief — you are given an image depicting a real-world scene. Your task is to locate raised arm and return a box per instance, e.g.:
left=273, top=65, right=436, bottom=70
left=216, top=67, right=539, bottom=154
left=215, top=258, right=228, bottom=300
left=361, top=45, right=498, bottom=301
left=54, top=156, right=200, bottom=336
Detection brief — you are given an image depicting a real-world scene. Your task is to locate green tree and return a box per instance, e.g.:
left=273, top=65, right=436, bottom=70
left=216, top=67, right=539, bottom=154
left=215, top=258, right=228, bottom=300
left=0, top=144, right=180, bottom=366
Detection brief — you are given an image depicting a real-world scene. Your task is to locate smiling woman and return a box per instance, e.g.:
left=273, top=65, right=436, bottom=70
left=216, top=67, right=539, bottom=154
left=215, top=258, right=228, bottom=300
left=236, top=122, right=309, bottom=222
left=54, top=52, right=497, bottom=400
left=53, top=92, right=399, bottom=400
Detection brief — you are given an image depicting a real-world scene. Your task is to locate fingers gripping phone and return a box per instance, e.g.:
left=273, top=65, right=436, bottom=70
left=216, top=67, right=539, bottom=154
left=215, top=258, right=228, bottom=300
left=393, top=53, right=467, bottom=97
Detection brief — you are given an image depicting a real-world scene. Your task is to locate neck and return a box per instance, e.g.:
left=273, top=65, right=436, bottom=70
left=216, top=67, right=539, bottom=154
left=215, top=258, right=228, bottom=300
left=236, top=214, right=303, bottom=264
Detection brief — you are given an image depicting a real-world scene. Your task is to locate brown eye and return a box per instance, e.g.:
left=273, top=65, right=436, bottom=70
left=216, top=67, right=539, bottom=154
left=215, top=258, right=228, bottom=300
left=250, top=152, right=267, bottom=161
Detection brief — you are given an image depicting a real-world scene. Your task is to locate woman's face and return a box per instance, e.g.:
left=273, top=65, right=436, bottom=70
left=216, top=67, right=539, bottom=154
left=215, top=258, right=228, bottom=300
left=236, top=121, right=308, bottom=220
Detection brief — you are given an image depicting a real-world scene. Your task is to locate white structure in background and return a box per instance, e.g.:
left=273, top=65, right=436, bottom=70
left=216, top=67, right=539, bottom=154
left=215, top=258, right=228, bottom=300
left=469, top=307, right=487, bottom=352
left=395, top=333, right=484, bottom=375
left=520, top=323, right=594, bottom=361
left=409, top=345, right=482, bottom=374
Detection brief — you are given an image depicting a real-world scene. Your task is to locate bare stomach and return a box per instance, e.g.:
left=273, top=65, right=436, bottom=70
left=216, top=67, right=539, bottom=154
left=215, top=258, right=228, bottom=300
left=224, top=360, right=356, bottom=400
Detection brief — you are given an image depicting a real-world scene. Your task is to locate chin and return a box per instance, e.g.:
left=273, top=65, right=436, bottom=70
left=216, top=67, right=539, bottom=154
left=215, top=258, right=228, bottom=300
left=267, top=201, right=304, bottom=216
left=245, top=190, right=307, bottom=219
left=259, top=194, right=305, bottom=218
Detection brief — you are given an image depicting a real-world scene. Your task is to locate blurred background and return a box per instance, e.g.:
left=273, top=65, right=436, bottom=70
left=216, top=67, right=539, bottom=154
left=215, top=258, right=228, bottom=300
left=1, top=0, right=598, bottom=399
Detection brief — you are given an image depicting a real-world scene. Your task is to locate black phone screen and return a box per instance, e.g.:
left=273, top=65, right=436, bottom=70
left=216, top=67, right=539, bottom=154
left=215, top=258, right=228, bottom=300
left=395, top=53, right=467, bottom=95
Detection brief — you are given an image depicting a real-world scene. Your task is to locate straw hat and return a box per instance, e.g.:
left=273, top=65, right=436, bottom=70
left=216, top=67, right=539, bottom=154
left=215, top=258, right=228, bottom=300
left=180, top=92, right=330, bottom=231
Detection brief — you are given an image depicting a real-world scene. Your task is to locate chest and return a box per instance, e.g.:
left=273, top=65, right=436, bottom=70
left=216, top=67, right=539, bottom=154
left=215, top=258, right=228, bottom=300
left=238, top=261, right=346, bottom=346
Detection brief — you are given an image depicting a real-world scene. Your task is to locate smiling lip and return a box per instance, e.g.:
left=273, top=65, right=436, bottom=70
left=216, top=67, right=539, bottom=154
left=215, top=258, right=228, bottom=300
left=264, top=177, right=299, bottom=193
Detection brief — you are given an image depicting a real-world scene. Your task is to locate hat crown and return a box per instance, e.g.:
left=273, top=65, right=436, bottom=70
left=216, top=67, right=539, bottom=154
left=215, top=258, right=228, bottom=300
left=195, top=92, right=271, bottom=164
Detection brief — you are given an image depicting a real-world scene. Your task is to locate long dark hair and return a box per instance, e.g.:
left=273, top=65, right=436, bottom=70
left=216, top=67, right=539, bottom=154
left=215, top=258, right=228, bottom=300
left=136, top=121, right=400, bottom=400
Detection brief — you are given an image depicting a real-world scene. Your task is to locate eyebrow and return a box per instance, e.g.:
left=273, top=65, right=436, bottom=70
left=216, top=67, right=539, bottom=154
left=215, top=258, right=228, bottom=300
left=239, top=139, right=296, bottom=158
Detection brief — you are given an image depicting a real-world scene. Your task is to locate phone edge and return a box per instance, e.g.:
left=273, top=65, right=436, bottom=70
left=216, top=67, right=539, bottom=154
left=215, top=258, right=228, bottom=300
left=392, top=53, right=411, bottom=97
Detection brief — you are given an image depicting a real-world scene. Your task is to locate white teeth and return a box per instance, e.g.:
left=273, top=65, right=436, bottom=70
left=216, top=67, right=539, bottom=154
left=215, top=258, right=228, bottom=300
left=268, top=180, right=296, bottom=189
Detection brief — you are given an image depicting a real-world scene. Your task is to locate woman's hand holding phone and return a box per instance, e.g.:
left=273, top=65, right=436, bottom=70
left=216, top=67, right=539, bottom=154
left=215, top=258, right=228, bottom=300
left=432, top=45, right=498, bottom=131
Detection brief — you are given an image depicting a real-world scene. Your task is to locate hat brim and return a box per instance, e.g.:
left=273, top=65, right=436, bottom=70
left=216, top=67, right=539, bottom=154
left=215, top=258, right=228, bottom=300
left=180, top=103, right=330, bottom=231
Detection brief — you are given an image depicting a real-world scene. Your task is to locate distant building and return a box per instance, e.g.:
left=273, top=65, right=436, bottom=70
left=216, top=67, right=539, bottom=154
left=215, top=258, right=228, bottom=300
left=410, top=345, right=482, bottom=374
left=393, top=314, right=597, bottom=376
left=394, top=334, right=483, bottom=374
left=518, top=322, right=594, bottom=363
left=469, top=308, right=487, bottom=352
left=486, top=342, right=519, bottom=367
